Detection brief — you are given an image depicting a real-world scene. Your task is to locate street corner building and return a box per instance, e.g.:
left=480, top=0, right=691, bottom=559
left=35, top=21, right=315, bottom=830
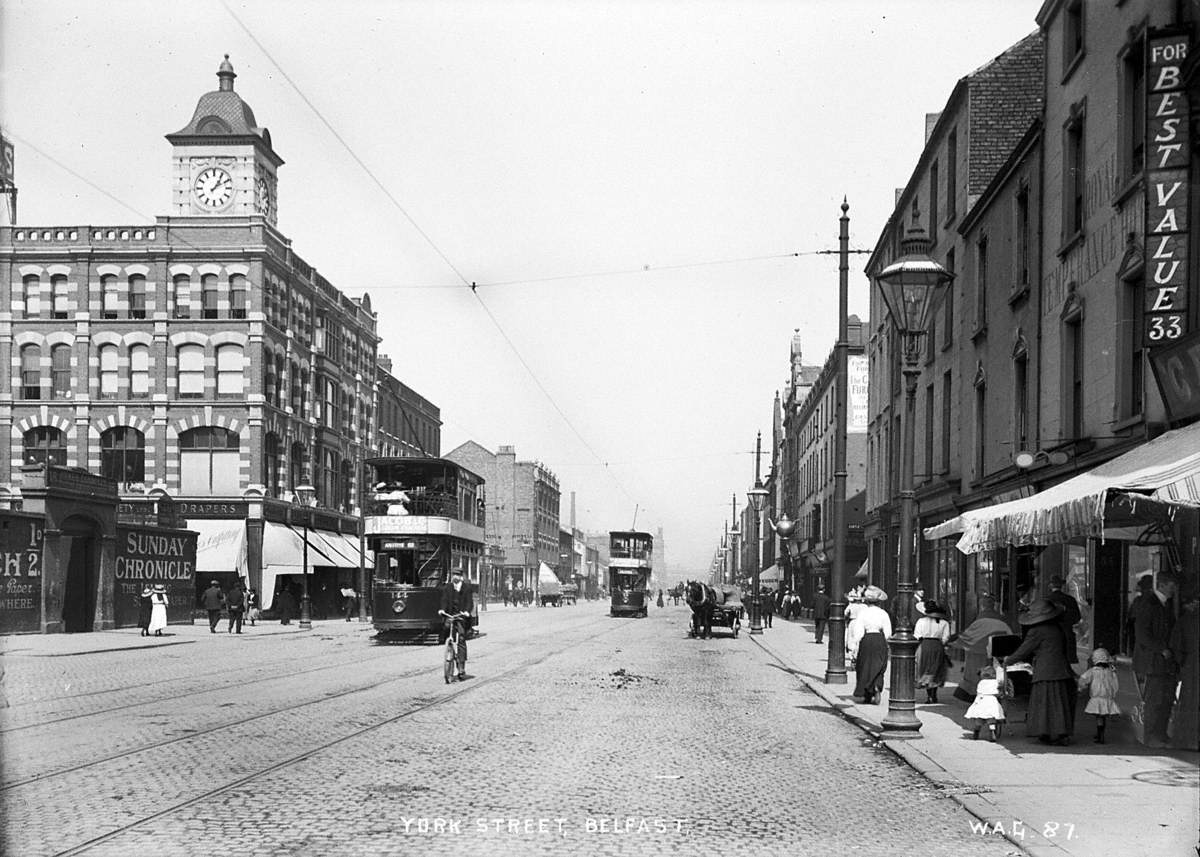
left=0, top=57, right=443, bottom=632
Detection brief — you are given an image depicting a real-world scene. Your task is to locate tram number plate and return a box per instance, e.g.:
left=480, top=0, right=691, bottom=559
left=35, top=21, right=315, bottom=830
left=382, top=541, right=414, bottom=550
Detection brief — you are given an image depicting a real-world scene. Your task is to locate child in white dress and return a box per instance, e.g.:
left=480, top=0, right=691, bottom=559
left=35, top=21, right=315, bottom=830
left=1077, top=647, right=1121, bottom=744
left=965, top=665, right=1005, bottom=741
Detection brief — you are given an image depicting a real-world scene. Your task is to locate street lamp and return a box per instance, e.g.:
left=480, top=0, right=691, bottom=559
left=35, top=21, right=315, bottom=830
left=293, top=483, right=318, bottom=630
left=747, top=479, right=770, bottom=635
left=875, top=221, right=953, bottom=734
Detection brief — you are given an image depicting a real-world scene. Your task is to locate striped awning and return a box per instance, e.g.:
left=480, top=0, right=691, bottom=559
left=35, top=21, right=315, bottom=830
left=924, top=420, right=1200, bottom=555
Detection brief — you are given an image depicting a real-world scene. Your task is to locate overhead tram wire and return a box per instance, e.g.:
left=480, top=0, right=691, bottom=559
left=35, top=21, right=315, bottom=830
left=220, top=3, right=643, bottom=508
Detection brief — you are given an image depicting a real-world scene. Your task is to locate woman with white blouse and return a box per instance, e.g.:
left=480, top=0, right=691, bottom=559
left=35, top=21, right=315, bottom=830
left=847, top=586, right=892, bottom=705
left=915, top=601, right=952, bottom=703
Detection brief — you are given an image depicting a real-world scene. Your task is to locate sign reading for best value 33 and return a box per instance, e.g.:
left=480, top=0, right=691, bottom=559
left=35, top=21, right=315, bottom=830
left=1145, top=32, right=1190, bottom=346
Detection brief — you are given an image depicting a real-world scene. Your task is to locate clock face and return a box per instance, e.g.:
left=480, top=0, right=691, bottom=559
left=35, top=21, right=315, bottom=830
left=194, top=167, right=233, bottom=209
left=256, top=177, right=273, bottom=215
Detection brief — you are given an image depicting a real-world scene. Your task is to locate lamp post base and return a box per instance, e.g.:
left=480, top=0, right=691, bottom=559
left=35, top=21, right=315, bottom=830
left=881, top=631, right=922, bottom=734
left=299, top=597, right=312, bottom=631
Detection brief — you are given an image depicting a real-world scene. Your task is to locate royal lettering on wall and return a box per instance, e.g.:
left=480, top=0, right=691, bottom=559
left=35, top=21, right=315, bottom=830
left=1145, top=31, right=1191, bottom=346
left=0, top=515, right=45, bottom=634
left=113, top=525, right=198, bottom=627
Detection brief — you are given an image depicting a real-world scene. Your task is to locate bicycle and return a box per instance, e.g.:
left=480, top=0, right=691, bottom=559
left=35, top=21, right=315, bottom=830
left=442, top=612, right=469, bottom=684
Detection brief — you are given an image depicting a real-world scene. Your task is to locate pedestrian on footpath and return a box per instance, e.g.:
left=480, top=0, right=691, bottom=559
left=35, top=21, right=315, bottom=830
left=812, top=585, right=830, bottom=644
left=275, top=585, right=297, bottom=625
left=341, top=584, right=358, bottom=621
left=1003, top=599, right=1075, bottom=746
left=148, top=584, right=169, bottom=636
left=848, top=585, right=891, bottom=705
left=952, top=595, right=1013, bottom=702
left=1132, top=571, right=1178, bottom=747
left=1047, top=575, right=1082, bottom=665
left=201, top=580, right=225, bottom=634
left=656, top=589, right=664, bottom=608
left=1168, top=593, right=1199, bottom=750
left=965, top=664, right=1005, bottom=741
left=761, top=588, right=774, bottom=628
left=246, top=588, right=261, bottom=626
left=1077, top=648, right=1120, bottom=744
left=137, top=585, right=154, bottom=637
left=227, top=583, right=246, bottom=634
left=915, top=601, right=952, bottom=704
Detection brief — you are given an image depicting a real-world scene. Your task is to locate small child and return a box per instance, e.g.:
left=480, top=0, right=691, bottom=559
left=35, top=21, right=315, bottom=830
left=1077, top=647, right=1121, bottom=743
left=965, top=665, right=1005, bottom=741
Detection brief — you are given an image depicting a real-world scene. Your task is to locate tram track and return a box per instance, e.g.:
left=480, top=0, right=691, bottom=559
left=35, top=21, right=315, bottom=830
left=43, top=614, right=624, bottom=857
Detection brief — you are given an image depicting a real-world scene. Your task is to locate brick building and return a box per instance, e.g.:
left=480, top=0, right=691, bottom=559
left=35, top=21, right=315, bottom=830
left=0, top=58, right=438, bottom=621
left=444, top=441, right=561, bottom=595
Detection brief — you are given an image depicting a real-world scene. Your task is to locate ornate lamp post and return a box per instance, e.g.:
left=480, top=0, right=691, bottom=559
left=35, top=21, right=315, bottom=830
left=875, top=222, right=953, bottom=734
left=746, top=468, right=770, bottom=636
left=772, top=513, right=796, bottom=593
left=294, top=483, right=318, bottom=630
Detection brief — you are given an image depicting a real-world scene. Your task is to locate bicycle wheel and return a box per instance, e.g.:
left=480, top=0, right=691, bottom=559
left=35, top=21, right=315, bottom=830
left=444, top=641, right=455, bottom=684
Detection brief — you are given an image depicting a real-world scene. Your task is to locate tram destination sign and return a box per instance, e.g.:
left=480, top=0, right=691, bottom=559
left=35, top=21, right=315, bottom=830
left=1144, top=30, right=1191, bottom=347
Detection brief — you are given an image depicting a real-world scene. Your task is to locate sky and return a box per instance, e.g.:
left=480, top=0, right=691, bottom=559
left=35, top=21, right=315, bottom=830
left=1, top=0, right=1041, bottom=576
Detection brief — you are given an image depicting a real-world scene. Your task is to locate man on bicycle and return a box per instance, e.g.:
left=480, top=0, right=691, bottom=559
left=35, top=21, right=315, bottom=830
left=439, top=569, right=473, bottom=680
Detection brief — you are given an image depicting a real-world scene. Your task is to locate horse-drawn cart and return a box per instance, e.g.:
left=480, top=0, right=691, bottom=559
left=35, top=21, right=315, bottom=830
left=686, top=582, right=743, bottom=638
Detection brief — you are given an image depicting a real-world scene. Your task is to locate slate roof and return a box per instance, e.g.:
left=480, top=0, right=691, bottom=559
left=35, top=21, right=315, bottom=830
left=966, top=30, right=1045, bottom=197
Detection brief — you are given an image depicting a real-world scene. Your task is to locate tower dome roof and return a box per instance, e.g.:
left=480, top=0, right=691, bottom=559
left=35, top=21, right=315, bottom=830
left=167, top=56, right=283, bottom=165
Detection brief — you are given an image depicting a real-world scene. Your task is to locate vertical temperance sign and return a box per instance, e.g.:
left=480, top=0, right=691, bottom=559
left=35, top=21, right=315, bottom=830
left=1145, top=31, right=1191, bottom=346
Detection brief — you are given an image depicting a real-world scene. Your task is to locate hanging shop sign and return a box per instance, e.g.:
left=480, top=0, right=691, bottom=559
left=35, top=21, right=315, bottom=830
left=1150, top=330, right=1200, bottom=423
left=1144, top=30, right=1191, bottom=347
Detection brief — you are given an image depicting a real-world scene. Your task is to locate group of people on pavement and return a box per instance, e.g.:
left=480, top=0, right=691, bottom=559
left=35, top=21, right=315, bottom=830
left=199, top=580, right=261, bottom=634
left=136, top=585, right=170, bottom=636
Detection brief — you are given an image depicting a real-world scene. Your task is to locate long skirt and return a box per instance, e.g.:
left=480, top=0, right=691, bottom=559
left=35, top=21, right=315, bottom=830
left=854, top=632, right=889, bottom=698
left=916, top=638, right=948, bottom=688
left=148, top=603, right=168, bottom=634
left=1025, top=678, right=1074, bottom=738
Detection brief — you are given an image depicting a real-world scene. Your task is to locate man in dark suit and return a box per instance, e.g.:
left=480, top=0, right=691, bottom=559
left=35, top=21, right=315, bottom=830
left=439, top=569, right=474, bottom=680
left=812, top=585, right=831, bottom=644
left=1132, top=572, right=1178, bottom=746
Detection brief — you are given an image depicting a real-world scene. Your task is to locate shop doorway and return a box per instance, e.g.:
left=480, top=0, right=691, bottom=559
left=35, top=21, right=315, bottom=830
left=61, top=517, right=99, bottom=632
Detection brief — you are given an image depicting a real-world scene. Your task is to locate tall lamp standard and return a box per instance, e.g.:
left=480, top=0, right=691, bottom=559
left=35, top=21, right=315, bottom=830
left=747, top=431, right=770, bottom=636
left=729, top=494, right=740, bottom=587
left=294, top=483, right=318, bottom=631
left=875, top=222, right=953, bottom=734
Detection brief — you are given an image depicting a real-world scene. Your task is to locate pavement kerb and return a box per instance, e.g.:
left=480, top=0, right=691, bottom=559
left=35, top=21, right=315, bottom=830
left=747, top=624, right=1042, bottom=857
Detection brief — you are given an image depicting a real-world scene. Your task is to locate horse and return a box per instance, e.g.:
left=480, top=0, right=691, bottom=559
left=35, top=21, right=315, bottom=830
left=685, top=580, right=715, bottom=639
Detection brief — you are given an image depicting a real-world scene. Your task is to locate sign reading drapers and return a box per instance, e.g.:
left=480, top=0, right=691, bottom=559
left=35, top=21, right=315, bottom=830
left=1144, top=30, right=1191, bottom=347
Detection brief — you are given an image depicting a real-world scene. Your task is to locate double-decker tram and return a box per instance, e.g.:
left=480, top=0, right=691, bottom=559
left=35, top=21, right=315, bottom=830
left=365, top=458, right=485, bottom=643
left=608, top=530, right=653, bottom=618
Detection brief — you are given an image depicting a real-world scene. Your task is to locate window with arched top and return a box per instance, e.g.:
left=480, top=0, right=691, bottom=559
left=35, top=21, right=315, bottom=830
left=177, top=344, right=205, bottom=398
left=51, top=275, right=69, bottom=319
left=51, top=344, right=73, bottom=399
left=20, top=344, right=42, bottom=400
left=22, top=275, right=41, bottom=319
left=128, top=275, right=147, bottom=319
left=101, top=426, right=145, bottom=484
left=230, top=274, right=247, bottom=319
left=263, top=433, right=282, bottom=498
left=173, top=274, right=191, bottom=318
left=179, top=426, right=240, bottom=496
left=98, top=344, right=119, bottom=397
left=201, top=274, right=219, bottom=319
left=101, top=274, right=120, bottom=319
left=289, top=441, right=306, bottom=492
left=129, top=344, right=150, bottom=397
left=340, top=458, right=353, bottom=512
left=23, top=426, right=66, bottom=467
left=215, top=344, right=244, bottom=396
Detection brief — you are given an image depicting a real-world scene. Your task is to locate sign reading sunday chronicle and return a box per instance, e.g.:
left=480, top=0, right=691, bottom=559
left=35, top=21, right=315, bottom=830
left=1145, top=31, right=1190, bottom=347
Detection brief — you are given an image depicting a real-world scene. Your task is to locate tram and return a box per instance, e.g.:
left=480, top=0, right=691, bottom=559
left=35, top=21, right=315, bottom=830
left=365, top=457, right=485, bottom=642
left=608, top=530, right=653, bottom=618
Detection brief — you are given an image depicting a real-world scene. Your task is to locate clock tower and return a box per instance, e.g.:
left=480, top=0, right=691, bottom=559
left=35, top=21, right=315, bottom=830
left=166, top=55, right=283, bottom=225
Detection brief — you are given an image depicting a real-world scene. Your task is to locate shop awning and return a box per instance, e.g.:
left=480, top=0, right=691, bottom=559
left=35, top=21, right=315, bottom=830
left=187, top=519, right=248, bottom=574
left=261, top=523, right=368, bottom=610
left=924, top=420, right=1200, bottom=555
left=760, top=564, right=784, bottom=582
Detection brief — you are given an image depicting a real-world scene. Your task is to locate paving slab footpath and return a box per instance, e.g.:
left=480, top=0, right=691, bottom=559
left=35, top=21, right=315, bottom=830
left=749, top=613, right=1199, bottom=857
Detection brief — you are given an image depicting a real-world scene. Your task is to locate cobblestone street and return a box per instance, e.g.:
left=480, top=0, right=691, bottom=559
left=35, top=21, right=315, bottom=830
left=2, top=603, right=1022, bottom=857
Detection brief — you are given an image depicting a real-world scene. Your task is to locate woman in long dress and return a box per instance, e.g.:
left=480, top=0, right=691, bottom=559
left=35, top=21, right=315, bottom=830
left=848, top=586, right=892, bottom=705
left=915, top=601, right=952, bottom=703
left=147, top=584, right=169, bottom=636
left=137, top=586, right=153, bottom=637
left=1004, top=599, right=1075, bottom=745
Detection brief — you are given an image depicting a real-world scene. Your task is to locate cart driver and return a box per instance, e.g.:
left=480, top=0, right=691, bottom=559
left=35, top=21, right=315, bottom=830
left=439, top=569, right=474, bottom=679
